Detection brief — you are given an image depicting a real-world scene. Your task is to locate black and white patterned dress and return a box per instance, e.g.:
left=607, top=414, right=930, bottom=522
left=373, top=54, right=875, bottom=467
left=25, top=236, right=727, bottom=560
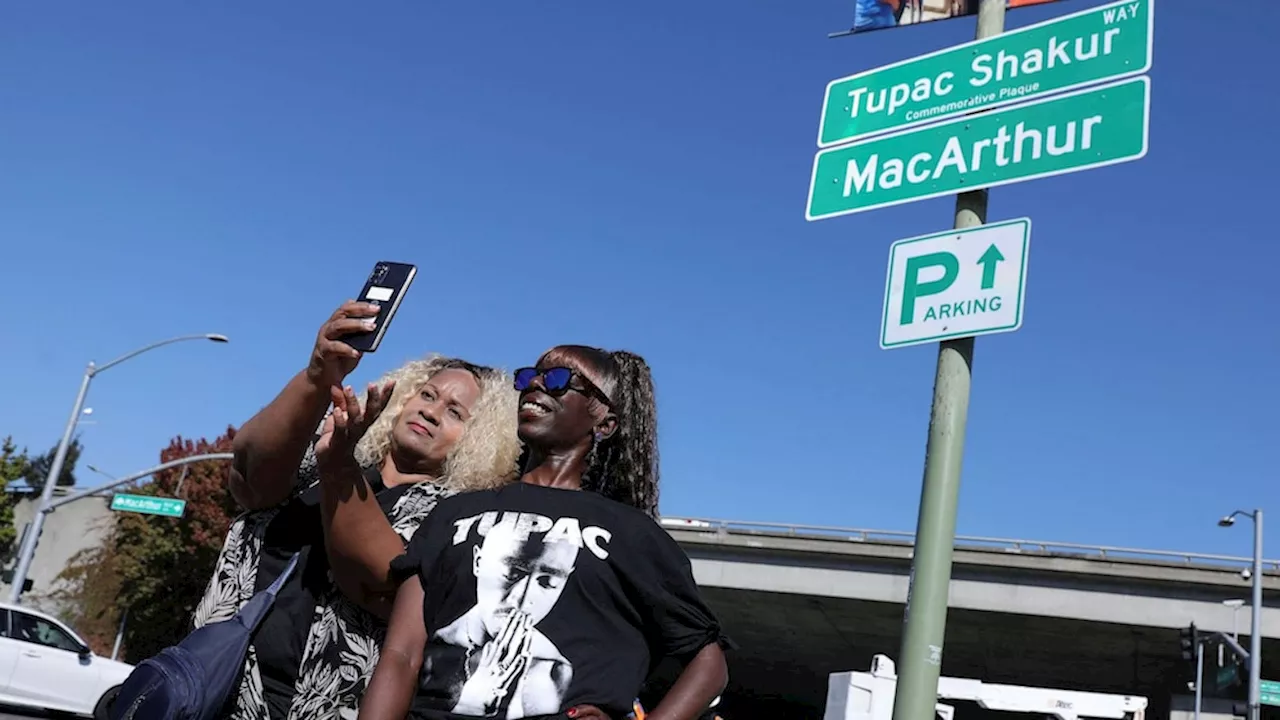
left=192, top=439, right=453, bottom=720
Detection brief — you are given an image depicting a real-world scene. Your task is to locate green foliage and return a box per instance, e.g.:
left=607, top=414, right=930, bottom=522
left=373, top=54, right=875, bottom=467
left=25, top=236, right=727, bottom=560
left=52, top=428, right=239, bottom=661
left=22, top=437, right=83, bottom=489
left=0, top=437, right=30, bottom=560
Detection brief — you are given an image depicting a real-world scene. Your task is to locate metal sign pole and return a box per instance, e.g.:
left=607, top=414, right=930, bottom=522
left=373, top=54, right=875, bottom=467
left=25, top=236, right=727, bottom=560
left=889, top=2, right=1005, bottom=719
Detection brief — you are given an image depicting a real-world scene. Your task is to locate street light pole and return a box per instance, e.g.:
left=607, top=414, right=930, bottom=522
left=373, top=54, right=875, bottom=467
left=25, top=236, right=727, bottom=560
left=7, top=369, right=92, bottom=603
left=1195, top=640, right=1204, bottom=720
left=6, top=333, right=228, bottom=603
left=44, top=453, right=232, bottom=513
left=1250, top=510, right=1263, bottom=720
left=1220, top=509, right=1265, bottom=720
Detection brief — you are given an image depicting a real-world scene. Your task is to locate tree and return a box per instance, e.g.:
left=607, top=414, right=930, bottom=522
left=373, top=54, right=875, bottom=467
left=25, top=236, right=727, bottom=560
left=22, top=437, right=83, bottom=490
left=0, top=437, right=29, bottom=560
left=47, top=542, right=122, bottom=655
left=52, top=428, right=239, bottom=660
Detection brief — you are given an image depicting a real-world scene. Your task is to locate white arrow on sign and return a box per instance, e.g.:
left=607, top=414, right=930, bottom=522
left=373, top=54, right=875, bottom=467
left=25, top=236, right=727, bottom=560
left=880, top=218, right=1031, bottom=350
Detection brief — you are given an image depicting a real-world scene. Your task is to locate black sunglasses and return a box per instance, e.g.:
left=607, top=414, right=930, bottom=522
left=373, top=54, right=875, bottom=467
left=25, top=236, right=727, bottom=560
left=514, top=366, right=613, bottom=407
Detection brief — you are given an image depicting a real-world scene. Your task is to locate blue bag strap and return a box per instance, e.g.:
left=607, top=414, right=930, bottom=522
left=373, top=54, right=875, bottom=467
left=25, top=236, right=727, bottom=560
left=264, top=552, right=300, bottom=597
left=234, top=551, right=301, bottom=634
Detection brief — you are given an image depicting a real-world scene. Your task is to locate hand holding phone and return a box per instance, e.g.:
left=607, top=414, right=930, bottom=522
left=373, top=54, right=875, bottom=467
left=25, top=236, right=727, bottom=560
left=340, top=261, right=417, bottom=353
left=307, top=301, right=379, bottom=388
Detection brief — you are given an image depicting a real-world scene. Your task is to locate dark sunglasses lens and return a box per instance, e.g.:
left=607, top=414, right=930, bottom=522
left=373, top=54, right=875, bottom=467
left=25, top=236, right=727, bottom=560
left=513, top=368, right=538, bottom=390
left=543, top=367, right=572, bottom=391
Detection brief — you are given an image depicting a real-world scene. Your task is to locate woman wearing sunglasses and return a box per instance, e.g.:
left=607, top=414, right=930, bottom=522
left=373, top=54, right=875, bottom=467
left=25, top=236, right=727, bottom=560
left=322, top=344, right=731, bottom=720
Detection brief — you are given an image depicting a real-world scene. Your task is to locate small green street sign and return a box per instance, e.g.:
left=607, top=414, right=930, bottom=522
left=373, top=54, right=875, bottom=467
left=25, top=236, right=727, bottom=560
left=1261, top=679, right=1280, bottom=707
left=817, top=0, right=1153, bottom=147
left=881, top=218, right=1030, bottom=350
left=807, top=76, right=1149, bottom=221
left=110, top=493, right=186, bottom=518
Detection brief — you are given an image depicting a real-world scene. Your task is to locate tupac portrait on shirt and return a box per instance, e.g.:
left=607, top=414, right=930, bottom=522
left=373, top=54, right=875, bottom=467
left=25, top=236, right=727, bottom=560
left=429, top=516, right=579, bottom=718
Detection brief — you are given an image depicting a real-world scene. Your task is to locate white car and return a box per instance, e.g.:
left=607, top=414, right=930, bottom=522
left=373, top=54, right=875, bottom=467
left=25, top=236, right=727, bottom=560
left=0, top=602, right=133, bottom=718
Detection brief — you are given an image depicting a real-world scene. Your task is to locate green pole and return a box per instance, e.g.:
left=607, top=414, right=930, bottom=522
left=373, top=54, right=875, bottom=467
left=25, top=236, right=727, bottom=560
left=888, top=2, right=1005, bottom=719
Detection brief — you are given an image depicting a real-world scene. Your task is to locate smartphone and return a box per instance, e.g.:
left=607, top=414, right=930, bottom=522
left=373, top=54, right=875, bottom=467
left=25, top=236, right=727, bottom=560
left=342, top=261, right=417, bottom=353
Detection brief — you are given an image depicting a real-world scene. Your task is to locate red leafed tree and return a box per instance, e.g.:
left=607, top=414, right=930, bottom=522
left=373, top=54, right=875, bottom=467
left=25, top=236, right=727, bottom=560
left=53, top=427, right=240, bottom=661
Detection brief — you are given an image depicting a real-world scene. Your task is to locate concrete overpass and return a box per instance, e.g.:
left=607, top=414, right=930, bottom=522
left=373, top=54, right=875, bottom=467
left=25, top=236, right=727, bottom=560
left=658, top=518, right=1280, bottom=720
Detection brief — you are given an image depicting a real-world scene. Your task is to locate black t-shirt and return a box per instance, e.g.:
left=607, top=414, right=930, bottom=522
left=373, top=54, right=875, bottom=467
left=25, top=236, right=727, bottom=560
left=391, top=483, right=732, bottom=720
left=253, top=465, right=409, bottom=720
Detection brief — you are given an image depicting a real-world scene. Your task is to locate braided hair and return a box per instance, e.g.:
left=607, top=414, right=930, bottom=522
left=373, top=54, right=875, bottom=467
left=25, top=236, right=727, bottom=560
left=541, top=345, right=661, bottom=518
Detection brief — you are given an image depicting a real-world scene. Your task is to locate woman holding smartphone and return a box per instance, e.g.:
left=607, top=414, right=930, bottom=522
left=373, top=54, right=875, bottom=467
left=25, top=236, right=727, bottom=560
left=321, top=344, right=731, bottom=720
left=192, top=302, right=522, bottom=720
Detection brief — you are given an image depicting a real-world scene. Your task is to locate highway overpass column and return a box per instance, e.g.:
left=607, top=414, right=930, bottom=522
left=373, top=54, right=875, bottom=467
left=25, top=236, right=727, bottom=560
left=889, top=2, right=1004, bottom=720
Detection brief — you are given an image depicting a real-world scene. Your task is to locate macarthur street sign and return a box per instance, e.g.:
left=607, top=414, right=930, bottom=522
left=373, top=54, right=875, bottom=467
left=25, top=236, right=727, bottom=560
left=817, top=0, right=1153, bottom=146
left=806, top=76, right=1149, bottom=221
left=110, top=493, right=186, bottom=518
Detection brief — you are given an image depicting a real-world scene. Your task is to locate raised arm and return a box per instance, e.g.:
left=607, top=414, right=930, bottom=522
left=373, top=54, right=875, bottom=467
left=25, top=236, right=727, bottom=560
left=358, top=576, right=427, bottom=720
left=318, top=384, right=418, bottom=618
left=228, top=301, right=378, bottom=511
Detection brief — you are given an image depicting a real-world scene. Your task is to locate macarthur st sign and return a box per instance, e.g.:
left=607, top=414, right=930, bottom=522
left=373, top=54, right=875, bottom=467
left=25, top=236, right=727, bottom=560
left=805, top=76, right=1150, bottom=221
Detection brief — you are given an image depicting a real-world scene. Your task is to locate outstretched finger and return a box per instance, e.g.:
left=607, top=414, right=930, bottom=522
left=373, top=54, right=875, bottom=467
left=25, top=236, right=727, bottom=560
left=329, top=385, right=348, bottom=413
left=566, top=705, right=610, bottom=719
left=366, top=381, right=396, bottom=423
left=315, top=412, right=337, bottom=458
left=328, top=387, right=351, bottom=431
left=342, top=385, right=364, bottom=429
left=362, top=383, right=381, bottom=424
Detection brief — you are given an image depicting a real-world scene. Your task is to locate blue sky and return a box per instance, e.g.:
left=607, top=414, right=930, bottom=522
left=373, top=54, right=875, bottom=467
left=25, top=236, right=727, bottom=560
left=1, top=1, right=1275, bottom=559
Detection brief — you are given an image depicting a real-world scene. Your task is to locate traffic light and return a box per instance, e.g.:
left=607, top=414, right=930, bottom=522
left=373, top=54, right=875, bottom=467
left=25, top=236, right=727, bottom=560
left=1180, top=623, right=1200, bottom=661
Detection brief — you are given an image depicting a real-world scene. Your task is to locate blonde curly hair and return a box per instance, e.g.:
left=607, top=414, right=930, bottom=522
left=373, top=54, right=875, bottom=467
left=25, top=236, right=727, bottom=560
left=352, top=355, right=521, bottom=491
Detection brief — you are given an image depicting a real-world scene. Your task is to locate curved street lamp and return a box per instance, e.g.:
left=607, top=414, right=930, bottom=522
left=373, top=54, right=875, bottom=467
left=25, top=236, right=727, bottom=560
left=1219, top=509, right=1264, bottom=720
left=6, top=333, right=229, bottom=603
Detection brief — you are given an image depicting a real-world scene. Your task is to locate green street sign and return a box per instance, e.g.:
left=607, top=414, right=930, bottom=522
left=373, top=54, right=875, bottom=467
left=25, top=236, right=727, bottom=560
left=806, top=76, right=1149, bottom=221
left=817, top=0, right=1153, bottom=147
left=881, top=218, right=1030, bottom=349
left=110, top=493, right=186, bottom=518
left=1261, top=680, right=1280, bottom=707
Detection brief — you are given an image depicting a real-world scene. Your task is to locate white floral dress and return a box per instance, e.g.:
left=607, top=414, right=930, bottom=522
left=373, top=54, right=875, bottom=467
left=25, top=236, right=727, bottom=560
left=192, top=440, right=453, bottom=720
